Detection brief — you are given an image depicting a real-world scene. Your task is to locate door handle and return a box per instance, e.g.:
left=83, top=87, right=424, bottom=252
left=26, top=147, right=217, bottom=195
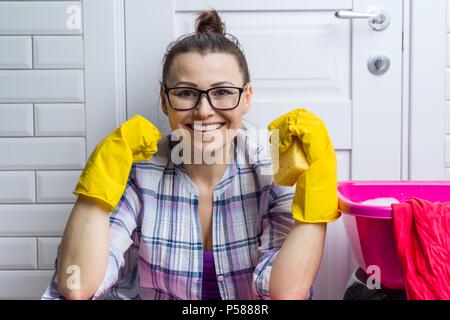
left=335, top=8, right=390, bottom=31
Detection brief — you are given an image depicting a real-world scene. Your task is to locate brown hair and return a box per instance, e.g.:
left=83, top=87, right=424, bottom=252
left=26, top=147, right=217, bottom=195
left=160, top=10, right=250, bottom=87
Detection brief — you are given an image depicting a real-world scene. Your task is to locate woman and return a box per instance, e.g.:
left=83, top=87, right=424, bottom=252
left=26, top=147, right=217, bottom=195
left=42, top=10, right=337, bottom=300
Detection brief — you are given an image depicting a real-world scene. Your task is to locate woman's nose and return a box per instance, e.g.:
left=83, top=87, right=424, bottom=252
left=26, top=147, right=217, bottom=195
left=194, top=93, right=215, bottom=118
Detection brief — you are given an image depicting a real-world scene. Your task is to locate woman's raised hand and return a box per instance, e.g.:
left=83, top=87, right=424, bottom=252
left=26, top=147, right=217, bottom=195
left=268, top=109, right=340, bottom=223
left=73, top=115, right=163, bottom=212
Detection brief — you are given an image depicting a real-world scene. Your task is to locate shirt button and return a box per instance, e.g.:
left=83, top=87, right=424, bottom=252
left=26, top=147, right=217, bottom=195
left=217, top=275, right=224, bottom=282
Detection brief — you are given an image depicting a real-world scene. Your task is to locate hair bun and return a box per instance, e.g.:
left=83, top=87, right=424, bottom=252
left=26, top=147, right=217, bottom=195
left=195, top=10, right=225, bottom=35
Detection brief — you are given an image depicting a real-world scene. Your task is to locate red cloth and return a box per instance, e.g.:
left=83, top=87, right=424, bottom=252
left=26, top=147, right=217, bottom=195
left=391, top=198, right=450, bottom=300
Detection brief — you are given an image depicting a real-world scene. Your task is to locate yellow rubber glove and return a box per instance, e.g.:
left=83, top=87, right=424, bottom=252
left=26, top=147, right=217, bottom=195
left=73, top=114, right=163, bottom=212
left=268, top=108, right=339, bottom=223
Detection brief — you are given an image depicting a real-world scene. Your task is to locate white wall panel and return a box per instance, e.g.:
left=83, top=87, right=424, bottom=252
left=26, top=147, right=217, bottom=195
left=0, top=238, right=37, bottom=269
left=410, top=0, right=447, bottom=179
left=0, top=138, right=85, bottom=170
left=37, top=237, right=60, bottom=270
left=175, top=0, right=352, bottom=11
left=176, top=11, right=350, bottom=101
left=447, top=34, right=450, bottom=66
left=0, top=204, right=72, bottom=236
left=0, top=70, right=84, bottom=103
left=446, top=102, right=450, bottom=134
left=36, top=170, right=79, bottom=203
left=0, top=36, right=32, bottom=69
left=0, top=270, right=53, bottom=299
left=35, top=104, right=85, bottom=136
left=249, top=101, right=351, bottom=150
left=0, top=2, right=82, bottom=35
left=33, top=36, right=83, bottom=69
left=0, top=171, right=35, bottom=203
left=446, top=135, right=450, bottom=167
left=0, top=0, right=86, bottom=300
left=0, top=104, right=33, bottom=136
left=337, top=151, right=350, bottom=181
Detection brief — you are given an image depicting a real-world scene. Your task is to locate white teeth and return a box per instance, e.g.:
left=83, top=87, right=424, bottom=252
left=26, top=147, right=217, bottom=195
left=191, top=123, right=223, bottom=132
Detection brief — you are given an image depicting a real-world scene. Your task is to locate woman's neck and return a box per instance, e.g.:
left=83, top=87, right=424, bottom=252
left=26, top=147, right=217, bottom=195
left=183, top=143, right=232, bottom=189
left=183, top=162, right=228, bottom=190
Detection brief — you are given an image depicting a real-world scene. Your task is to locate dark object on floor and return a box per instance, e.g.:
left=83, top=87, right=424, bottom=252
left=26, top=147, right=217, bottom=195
left=343, top=268, right=406, bottom=300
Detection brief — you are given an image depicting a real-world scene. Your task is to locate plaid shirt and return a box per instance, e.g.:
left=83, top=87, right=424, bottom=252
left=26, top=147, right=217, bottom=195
left=42, top=127, right=300, bottom=300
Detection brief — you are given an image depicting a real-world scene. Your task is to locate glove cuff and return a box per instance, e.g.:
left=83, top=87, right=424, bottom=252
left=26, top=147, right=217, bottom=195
left=73, top=163, right=128, bottom=213
left=291, top=143, right=339, bottom=223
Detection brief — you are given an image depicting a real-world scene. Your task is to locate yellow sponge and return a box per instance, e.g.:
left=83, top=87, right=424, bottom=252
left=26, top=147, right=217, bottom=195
left=272, top=137, right=309, bottom=186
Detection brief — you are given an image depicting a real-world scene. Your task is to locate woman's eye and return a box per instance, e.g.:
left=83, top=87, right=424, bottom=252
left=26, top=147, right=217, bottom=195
left=213, top=89, right=231, bottom=96
left=177, top=90, right=197, bottom=97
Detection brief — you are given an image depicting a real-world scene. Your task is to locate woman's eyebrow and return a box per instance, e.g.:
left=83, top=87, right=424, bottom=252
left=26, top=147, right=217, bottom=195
left=173, top=81, right=236, bottom=87
left=211, top=81, right=236, bottom=86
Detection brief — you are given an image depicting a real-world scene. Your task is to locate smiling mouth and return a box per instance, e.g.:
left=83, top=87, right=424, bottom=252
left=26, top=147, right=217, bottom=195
left=187, top=123, right=226, bottom=132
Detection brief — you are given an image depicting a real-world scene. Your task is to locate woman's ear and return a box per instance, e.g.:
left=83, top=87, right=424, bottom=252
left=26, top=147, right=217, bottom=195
left=160, top=86, right=169, bottom=116
left=243, top=83, right=253, bottom=114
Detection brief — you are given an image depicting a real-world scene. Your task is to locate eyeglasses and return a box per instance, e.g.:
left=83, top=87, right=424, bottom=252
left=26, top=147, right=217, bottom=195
left=164, top=84, right=247, bottom=111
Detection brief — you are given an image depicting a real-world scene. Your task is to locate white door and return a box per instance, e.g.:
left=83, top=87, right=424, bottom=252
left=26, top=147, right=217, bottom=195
left=123, top=0, right=404, bottom=299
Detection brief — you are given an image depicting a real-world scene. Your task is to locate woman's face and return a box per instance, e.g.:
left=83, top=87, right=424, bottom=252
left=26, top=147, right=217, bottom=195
left=161, top=52, right=253, bottom=161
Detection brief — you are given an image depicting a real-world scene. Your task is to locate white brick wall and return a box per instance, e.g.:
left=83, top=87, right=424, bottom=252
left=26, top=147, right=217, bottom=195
left=0, top=70, right=84, bottom=102
left=0, top=271, right=55, bottom=300
left=0, top=37, right=32, bottom=69
left=35, top=104, right=85, bottom=136
left=0, top=138, right=85, bottom=170
left=0, top=104, right=34, bottom=136
left=37, top=237, right=61, bottom=270
left=0, top=0, right=83, bottom=299
left=0, top=238, right=37, bottom=269
left=33, top=36, right=84, bottom=69
left=0, top=171, right=35, bottom=203
left=0, top=204, right=72, bottom=237
left=36, top=171, right=80, bottom=203
left=0, top=2, right=82, bottom=35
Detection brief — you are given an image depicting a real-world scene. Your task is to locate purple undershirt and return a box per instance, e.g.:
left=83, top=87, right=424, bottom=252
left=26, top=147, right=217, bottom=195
left=202, top=251, right=222, bottom=300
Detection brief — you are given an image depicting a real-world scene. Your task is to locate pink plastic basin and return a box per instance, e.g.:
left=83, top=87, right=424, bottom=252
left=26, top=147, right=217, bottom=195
left=338, top=180, right=450, bottom=289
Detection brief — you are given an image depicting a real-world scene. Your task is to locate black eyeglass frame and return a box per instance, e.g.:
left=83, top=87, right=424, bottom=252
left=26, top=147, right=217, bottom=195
left=163, top=83, right=249, bottom=111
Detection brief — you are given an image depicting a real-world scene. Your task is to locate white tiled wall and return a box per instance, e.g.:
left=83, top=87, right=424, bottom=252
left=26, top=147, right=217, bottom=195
left=0, top=1, right=83, bottom=299
left=0, top=37, right=32, bottom=69
left=0, top=171, right=35, bottom=203
left=0, top=104, right=34, bottom=136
